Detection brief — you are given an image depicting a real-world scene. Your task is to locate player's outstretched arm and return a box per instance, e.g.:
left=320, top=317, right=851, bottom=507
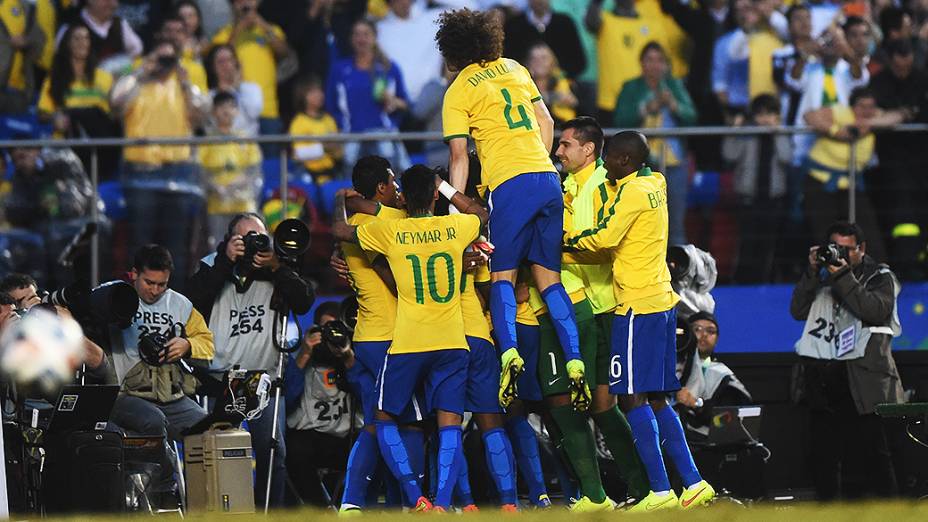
left=448, top=137, right=470, bottom=192
left=437, top=178, right=489, bottom=227
left=332, top=189, right=360, bottom=243
left=345, top=190, right=379, bottom=216
left=533, top=100, right=555, bottom=153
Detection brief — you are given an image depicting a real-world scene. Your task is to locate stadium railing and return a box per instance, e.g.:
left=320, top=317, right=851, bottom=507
left=2, top=123, right=926, bottom=285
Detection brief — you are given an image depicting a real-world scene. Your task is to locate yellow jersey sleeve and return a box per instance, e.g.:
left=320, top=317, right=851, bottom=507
left=442, top=80, right=471, bottom=140
left=564, top=183, right=644, bottom=253
left=356, top=220, right=393, bottom=256
left=185, top=307, right=215, bottom=360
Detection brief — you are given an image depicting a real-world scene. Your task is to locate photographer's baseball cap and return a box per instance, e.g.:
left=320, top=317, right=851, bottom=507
left=688, top=311, right=719, bottom=333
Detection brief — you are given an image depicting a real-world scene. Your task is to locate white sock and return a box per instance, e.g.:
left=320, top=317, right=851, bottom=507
left=686, top=481, right=705, bottom=491
left=653, top=490, right=671, bottom=497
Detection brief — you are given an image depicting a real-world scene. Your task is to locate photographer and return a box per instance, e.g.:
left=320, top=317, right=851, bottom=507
left=0, top=273, right=109, bottom=381
left=107, top=245, right=214, bottom=504
left=283, top=302, right=360, bottom=506
left=791, top=221, right=903, bottom=500
left=188, top=212, right=315, bottom=508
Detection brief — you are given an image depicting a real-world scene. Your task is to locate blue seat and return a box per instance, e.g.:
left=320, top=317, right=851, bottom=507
left=98, top=181, right=127, bottom=220
left=688, top=171, right=720, bottom=208
left=317, top=178, right=353, bottom=217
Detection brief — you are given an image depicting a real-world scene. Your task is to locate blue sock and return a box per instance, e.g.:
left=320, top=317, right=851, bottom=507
left=654, top=405, right=702, bottom=487
left=435, top=426, right=463, bottom=509
left=490, top=281, right=518, bottom=352
left=540, top=284, right=580, bottom=360
left=375, top=419, right=422, bottom=506
left=341, top=430, right=380, bottom=507
left=400, top=428, right=426, bottom=490
left=506, top=417, right=548, bottom=504
left=453, top=445, right=475, bottom=506
left=482, top=428, right=518, bottom=505
left=427, top=432, right=439, bottom=499
left=626, top=405, right=672, bottom=493
left=382, top=468, right=403, bottom=508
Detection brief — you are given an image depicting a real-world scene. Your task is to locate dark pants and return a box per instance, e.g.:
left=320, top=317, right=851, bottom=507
left=259, top=117, right=283, bottom=159
left=804, top=360, right=898, bottom=500
left=802, top=176, right=887, bottom=262
left=285, top=429, right=351, bottom=507
left=734, top=197, right=785, bottom=283
left=122, top=162, right=205, bottom=291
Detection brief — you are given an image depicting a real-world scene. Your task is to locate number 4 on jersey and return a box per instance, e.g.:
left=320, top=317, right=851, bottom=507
left=501, top=88, right=533, bottom=131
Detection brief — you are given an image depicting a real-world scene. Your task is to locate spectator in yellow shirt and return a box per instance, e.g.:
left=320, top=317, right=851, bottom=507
left=110, top=38, right=210, bottom=289
left=289, top=77, right=341, bottom=183
left=199, top=91, right=263, bottom=248
left=526, top=43, right=578, bottom=128
left=211, top=0, right=293, bottom=156
left=0, top=0, right=45, bottom=113
left=157, top=14, right=208, bottom=94
left=37, top=22, right=119, bottom=180
left=175, top=0, right=208, bottom=59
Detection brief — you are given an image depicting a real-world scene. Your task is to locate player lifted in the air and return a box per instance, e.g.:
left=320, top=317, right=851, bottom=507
left=563, top=131, right=715, bottom=511
left=333, top=166, right=489, bottom=513
left=436, top=8, right=585, bottom=407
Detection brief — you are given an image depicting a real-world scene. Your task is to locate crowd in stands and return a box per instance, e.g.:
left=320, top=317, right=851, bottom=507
left=1, top=0, right=927, bottom=289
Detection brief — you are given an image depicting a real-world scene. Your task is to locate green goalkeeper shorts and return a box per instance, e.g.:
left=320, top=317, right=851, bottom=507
left=536, top=299, right=608, bottom=397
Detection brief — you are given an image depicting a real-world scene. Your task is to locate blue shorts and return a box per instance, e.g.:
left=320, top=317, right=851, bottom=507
left=348, top=341, right=421, bottom=424
left=465, top=336, right=503, bottom=414
left=515, top=323, right=543, bottom=402
left=377, top=349, right=468, bottom=417
left=487, top=172, right=563, bottom=273
left=608, top=308, right=680, bottom=395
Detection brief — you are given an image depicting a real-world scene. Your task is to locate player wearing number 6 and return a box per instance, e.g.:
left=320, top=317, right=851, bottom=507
left=562, top=132, right=714, bottom=511
left=332, top=165, right=489, bottom=512
left=437, top=9, right=584, bottom=408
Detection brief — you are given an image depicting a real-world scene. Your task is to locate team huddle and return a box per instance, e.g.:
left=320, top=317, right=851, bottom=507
left=329, top=9, right=716, bottom=513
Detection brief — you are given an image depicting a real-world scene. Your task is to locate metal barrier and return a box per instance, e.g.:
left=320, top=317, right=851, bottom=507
left=3, top=123, right=926, bottom=285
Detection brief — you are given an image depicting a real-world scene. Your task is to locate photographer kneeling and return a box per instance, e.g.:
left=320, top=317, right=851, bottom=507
left=188, top=212, right=315, bottom=508
left=791, top=221, right=903, bottom=501
left=108, top=245, right=215, bottom=503
left=283, top=302, right=360, bottom=506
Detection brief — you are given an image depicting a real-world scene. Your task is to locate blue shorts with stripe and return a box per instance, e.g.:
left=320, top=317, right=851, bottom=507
left=347, top=340, right=420, bottom=424
left=608, top=308, right=680, bottom=395
left=487, top=172, right=563, bottom=273
left=466, top=336, right=502, bottom=414
left=376, top=349, right=468, bottom=417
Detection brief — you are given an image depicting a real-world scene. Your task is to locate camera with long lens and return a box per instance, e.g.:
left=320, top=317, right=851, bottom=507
left=816, top=242, right=849, bottom=267
left=273, top=218, right=311, bottom=265
left=44, top=279, right=139, bottom=328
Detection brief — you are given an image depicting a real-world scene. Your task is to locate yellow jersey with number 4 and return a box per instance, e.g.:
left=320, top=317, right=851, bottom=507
left=443, top=58, right=555, bottom=191
left=357, top=214, right=481, bottom=354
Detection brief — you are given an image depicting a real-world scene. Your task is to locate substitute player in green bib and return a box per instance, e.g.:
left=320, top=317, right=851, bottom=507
left=436, top=9, right=585, bottom=408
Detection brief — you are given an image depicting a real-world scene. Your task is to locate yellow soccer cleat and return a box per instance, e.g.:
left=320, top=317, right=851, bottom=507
left=337, top=505, right=363, bottom=517
left=678, top=480, right=716, bottom=509
left=499, top=347, right=525, bottom=408
left=627, top=491, right=679, bottom=513
left=565, top=359, right=591, bottom=412
left=568, top=496, right=615, bottom=513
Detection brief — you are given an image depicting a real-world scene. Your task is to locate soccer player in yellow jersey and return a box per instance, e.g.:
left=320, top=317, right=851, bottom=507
left=563, top=131, right=715, bottom=511
left=332, top=165, right=489, bottom=513
left=335, top=156, right=421, bottom=513
left=436, top=9, right=584, bottom=408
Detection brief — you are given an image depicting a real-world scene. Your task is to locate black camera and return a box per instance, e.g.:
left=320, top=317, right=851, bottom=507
left=241, top=231, right=271, bottom=266
left=309, top=320, right=351, bottom=352
left=138, top=331, right=170, bottom=366
left=157, top=54, right=178, bottom=70
left=816, top=242, right=849, bottom=267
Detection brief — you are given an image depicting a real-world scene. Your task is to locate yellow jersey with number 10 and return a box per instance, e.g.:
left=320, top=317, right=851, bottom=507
left=443, top=58, right=555, bottom=191
left=357, top=213, right=481, bottom=354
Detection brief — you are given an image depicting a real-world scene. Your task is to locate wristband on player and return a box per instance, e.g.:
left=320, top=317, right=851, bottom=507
left=438, top=180, right=458, bottom=200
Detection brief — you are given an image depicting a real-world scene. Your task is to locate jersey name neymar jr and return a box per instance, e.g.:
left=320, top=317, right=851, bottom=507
left=357, top=213, right=481, bottom=354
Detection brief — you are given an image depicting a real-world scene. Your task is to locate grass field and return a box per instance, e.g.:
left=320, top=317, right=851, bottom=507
left=41, top=501, right=928, bottom=522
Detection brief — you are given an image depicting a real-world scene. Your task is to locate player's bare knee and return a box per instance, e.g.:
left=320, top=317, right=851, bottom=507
left=618, top=393, right=647, bottom=412
left=591, top=385, right=616, bottom=414
left=648, top=393, right=669, bottom=411
left=545, top=393, right=571, bottom=408
left=490, top=269, right=519, bottom=283
left=474, top=413, right=505, bottom=432
left=530, top=264, right=561, bottom=292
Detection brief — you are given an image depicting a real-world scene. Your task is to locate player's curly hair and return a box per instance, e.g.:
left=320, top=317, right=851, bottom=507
left=435, top=9, right=504, bottom=71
